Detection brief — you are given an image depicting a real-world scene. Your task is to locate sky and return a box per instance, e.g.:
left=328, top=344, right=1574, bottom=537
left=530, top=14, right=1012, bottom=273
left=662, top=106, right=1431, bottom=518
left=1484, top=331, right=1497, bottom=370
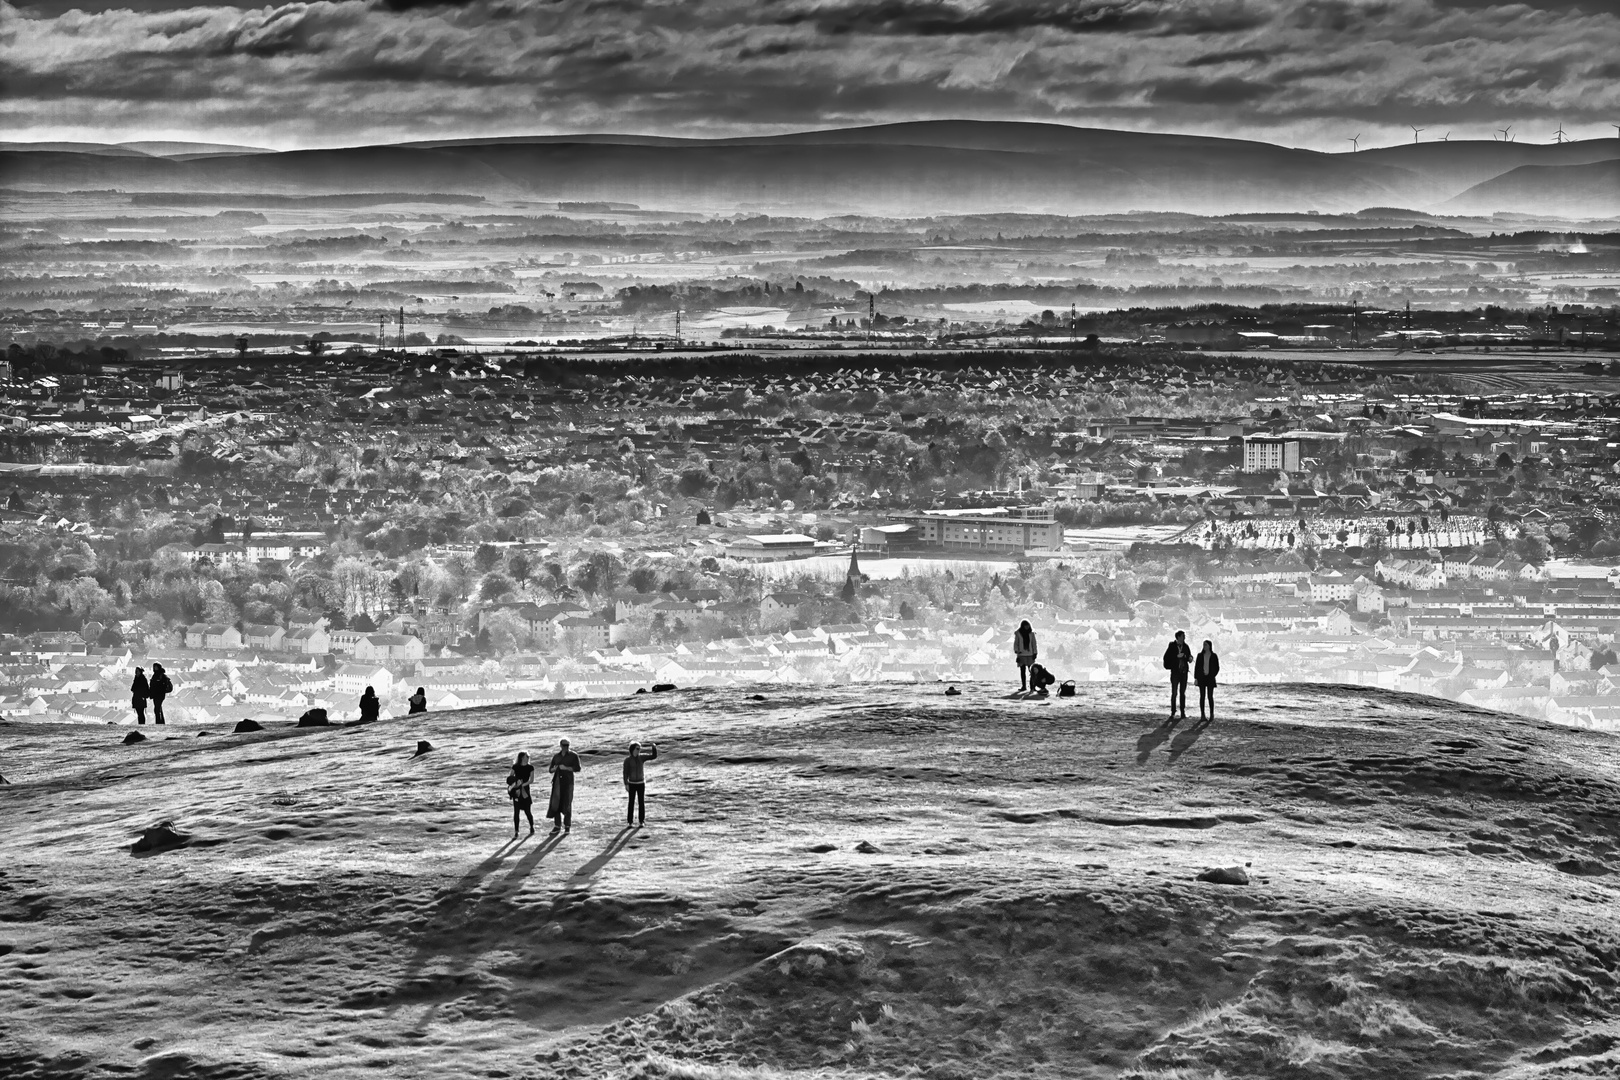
left=2, top=0, right=1618, bottom=152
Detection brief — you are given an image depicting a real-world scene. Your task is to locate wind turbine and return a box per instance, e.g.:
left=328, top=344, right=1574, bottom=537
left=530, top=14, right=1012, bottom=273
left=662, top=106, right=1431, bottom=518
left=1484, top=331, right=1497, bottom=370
left=1613, top=123, right=1620, bottom=139
left=1440, top=132, right=1450, bottom=142
left=1498, top=125, right=1514, bottom=143
left=1409, top=124, right=1425, bottom=143
left=1553, top=123, right=1567, bottom=144
left=1347, top=133, right=1361, bottom=152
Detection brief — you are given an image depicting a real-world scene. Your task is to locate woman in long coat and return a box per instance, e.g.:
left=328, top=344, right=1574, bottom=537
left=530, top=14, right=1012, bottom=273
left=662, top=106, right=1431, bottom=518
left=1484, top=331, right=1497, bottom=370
left=1194, top=640, right=1220, bottom=723
left=546, top=738, right=582, bottom=834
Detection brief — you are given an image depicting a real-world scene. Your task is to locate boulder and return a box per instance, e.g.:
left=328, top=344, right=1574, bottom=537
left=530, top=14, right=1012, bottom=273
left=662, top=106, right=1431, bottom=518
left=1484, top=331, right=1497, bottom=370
left=635, top=688, right=648, bottom=694
left=122, top=730, right=147, bottom=745
left=296, top=709, right=329, bottom=727
left=196, top=731, right=213, bottom=737
left=749, top=694, right=766, bottom=701
left=0, top=773, right=9, bottom=785
left=944, top=686, right=961, bottom=696
left=1556, top=858, right=1612, bottom=877
left=1196, top=865, right=1250, bottom=886
left=854, top=840, right=882, bottom=854
left=413, top=740, right=435, bottom=758
left=131, top=821, right=190, bottom=854
left=233, top=719, right=264, bottom=734
left=652, top=683, right=677, bottom=693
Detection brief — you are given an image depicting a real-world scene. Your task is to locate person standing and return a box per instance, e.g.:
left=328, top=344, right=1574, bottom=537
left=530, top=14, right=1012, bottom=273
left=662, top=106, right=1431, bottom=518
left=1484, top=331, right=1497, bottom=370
left=546, top=738, right=582, bottom=834
left=407, top=687, right=427, bottom=714
left=1194, top=640, right=1220, bottom=723
left=358, top=686, right=381, bottom=723
left=622, top=741, right=658, bottom=826
left=1162, top=631, right=1192, bottom=720
left=1013, top=620, right=1039, bottom=693
left=130, top=666, right=149, bottom=726
left=148, top=663, right=172, bottom=726
left=507, top=752, right=535, bottom=836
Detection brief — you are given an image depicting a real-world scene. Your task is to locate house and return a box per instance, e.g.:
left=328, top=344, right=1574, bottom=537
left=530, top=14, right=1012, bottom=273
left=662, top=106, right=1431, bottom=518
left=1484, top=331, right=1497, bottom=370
left=760, top=591, right=814, bottom=628
left=185, top=624, right=243, bottom=650
left=554, top=616, right=612, bottom=651
left=332, top=663, right=394, bottom=700
left=353, top=633, right=426, bottom=663
left=241, top=624, right=285, bottom=651
left=284, top=625, right=331, bottom=655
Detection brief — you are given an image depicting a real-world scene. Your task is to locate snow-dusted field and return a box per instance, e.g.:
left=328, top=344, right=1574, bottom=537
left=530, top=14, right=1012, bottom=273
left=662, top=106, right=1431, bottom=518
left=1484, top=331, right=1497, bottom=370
left=3, top=683, right=1619, bottom=1078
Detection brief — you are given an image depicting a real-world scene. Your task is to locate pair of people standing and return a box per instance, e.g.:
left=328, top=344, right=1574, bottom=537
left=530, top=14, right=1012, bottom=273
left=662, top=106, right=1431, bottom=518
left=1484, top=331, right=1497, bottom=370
left=506, top=740, right=659, bottom=836
left=1163, top=631, right=1219, bottom=722
left=130, top=664, right=172, bottom=725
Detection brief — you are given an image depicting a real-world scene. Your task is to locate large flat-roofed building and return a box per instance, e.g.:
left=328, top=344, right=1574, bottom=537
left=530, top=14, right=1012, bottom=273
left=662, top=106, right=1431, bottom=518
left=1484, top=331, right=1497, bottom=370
left=894, top=507, right=1062, bottom=554
left=1242, top=436, right=1302, bottom=473
left=724, top=533, right=819, bottom=561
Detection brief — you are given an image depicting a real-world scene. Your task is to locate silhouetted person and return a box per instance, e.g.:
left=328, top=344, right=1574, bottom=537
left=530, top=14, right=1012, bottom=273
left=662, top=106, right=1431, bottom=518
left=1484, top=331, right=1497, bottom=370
left=623, top=741, right=658, bottom=826
left=546, top=738, right=581, bottom=834
left=507, top=752, right=535, bottom=836
left=130, top=667, right=149, bottom=725
left=1162, top=631, right=1191, bottom=720
left=1013, top=620, right=1038, bottom=692
left=407, top=686, right=427, bottom=714
left=358, top=686, right=380, bottom=723
left=148, top=663, right=171, bottom=725
left=1195, top=640, right=1220, bottom=723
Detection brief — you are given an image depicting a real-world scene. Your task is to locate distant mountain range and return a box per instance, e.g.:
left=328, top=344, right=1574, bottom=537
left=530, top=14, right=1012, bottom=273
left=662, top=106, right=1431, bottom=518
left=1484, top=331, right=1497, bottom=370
left=3, top=122, right=1617, bottom=217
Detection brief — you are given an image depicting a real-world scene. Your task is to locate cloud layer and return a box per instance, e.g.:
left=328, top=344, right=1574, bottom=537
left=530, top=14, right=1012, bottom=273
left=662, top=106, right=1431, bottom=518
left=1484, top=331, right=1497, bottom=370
left=2, top=0, right=1616, bottom=150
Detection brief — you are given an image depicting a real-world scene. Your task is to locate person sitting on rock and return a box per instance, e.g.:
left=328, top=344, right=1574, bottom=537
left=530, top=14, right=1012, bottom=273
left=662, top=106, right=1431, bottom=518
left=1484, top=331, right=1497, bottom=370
left=407, top=687, right=427, bottom=714
left=358, top=686, right=381, bottom=724
left=507, top=752, right=535, bottom=836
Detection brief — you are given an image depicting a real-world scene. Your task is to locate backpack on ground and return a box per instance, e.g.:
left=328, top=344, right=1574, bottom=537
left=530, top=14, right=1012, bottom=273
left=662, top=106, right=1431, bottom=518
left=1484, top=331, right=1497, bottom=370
left=1058, top=680, right=1076, bottom=698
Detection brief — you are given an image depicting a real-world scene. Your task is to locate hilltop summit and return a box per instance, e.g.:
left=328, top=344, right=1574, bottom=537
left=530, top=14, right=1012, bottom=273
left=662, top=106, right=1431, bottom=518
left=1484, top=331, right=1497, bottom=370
left=3, top=682, right=1619, bottom=1077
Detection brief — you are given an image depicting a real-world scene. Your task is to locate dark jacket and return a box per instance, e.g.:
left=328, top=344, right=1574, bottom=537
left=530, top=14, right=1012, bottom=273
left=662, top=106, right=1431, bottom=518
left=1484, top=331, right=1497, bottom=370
left=407, top=692, right=426, bottom=714
left=623, top=745, right=658, bottom=785
left=148, top=671, right=172, bottom=699
left=358, top=693, right=380, bottom=723
left=1163, top=640, right=1192, bottom=678
left=546, top=750, right=582, bottom=818
left=130, top=673, right=149, bottom=704
left=507, top=763, right=534, bottom=805
left=1194, top=650, right=1220, bottom=687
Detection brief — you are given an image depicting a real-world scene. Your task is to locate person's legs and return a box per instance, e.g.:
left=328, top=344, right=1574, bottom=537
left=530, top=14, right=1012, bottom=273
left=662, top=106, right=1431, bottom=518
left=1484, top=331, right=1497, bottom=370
left=153, top=700, right=165, bottom=725
left=513, top=803, right=520, bottom=835
left=632, top=785, right=646, bottom=824
left=523, top=805, right=534, bottom=833
left=1168, top=678, right=1179, bottom=717
left=1204, top=686, right=1215, bottom=722
left=1174, top=677, right=1187, bottom=717
left=135, top=704, right=145, bottom=725
left=626, top=786, right=636, bottom=824
left=1019, top=662, right=1028, bottom=692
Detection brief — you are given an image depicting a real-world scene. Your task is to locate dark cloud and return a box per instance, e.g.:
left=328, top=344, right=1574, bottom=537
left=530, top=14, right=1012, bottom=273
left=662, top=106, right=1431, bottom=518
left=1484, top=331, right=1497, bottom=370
left=778, top=0, right=1158, bottom=37
left=1186, top=47, right=1273, bottom=67
left=3, top=0, right=1618, bottom=151
left=1151, top=75, right=1273, bottom=106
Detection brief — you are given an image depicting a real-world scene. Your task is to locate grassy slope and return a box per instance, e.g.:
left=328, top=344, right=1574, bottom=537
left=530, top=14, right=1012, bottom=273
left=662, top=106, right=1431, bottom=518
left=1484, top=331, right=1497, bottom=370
left=2, top=683, right=1619, bottom=1079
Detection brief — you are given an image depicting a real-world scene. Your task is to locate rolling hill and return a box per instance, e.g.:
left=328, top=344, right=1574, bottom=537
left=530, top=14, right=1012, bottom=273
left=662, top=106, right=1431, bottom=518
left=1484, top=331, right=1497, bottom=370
left=2, top=122, right=1616, bottom=216
left=3, top=682, right=1619, bottom=1078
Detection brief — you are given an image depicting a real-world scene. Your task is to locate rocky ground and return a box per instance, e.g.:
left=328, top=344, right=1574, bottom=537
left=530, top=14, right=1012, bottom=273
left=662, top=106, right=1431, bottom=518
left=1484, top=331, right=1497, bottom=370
left=3, top=682, right=1620, bottom=1079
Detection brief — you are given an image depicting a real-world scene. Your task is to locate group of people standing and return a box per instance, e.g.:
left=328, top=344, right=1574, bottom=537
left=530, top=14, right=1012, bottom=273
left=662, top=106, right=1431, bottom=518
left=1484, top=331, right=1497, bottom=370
left=129, top=664, right=172, bottom=725
left=506, top=740, right=659, bottom=837
left=1012, top=622, right=1221, bottom=723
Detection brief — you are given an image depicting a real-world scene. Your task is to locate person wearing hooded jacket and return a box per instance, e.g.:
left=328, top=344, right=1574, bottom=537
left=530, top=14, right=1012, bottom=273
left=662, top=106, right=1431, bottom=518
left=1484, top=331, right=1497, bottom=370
left=148, top=663, right=172, bottom=725
left=358, top=686, right=381, bottom=723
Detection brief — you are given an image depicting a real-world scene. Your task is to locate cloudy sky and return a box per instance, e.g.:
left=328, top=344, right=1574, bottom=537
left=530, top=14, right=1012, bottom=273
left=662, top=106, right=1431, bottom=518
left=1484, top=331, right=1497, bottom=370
left=3, top=0, right=1617, bottom=151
